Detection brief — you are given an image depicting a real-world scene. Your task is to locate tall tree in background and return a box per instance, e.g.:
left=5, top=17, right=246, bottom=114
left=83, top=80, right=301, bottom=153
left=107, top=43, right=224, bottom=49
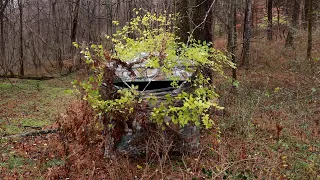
left=241, top=0, right=252, bottom=68
left=104, top=0, right=113, bottom=49
left=18, top=0, right=24, bottom=76
left=176, top=0, right=215, bottom=83
left=267, top=0, right=273, bottom=40
left=71, top=0, right=81, bottom=55
left=176, top=0, right=214, bottom=43
left=227, top=0, right=237, bottom=81
left=306, top=0, right=313, bottom=61
left=52, top=0, right=62, bottom=69
left=176, top=0, right=190, bottom=43
left=0, top=0, right=9, bottom=73
left=106, top=0, right=112, bottom=36
left=1, top=0, right=317, bottom=78
left=304, top=0, right=309, bottom=29
left=286, top=0, right=300, bottom=47
left=192, top=0, right=214, bottom=42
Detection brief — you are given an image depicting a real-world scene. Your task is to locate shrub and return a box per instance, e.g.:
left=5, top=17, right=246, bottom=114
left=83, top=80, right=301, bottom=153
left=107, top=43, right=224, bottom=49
left=74, top=10, right=234, bottom=155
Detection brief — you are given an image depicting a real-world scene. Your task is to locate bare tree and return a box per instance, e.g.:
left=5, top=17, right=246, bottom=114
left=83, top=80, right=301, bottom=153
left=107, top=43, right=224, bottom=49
left=51, top=0, right=62, bottom=69
left=286, top=0, right=300, bottom=47
left=306, top=0, right=313, bottom=61
left=241, top=0, right=253, bottom=68
left=193, top=0, right=214, bottom=42
left=267, top=0, right=273, bottom=40
left=0, top=0, right=9, bottom=73
left=2, top=0, right=313, bottom=78
left=227, top=0, right=237, bottom=82
left=304, top=0, right=309, bottom=29
left=71, top=0, right=81, bottom=54
left=18, top=0, right=24, bottom=76
left=176, top=0, right=190, bottom=43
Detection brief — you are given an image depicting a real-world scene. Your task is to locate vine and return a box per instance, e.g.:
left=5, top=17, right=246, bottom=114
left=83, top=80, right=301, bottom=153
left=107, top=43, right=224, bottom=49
left=74, top=9, right=235, bottom=135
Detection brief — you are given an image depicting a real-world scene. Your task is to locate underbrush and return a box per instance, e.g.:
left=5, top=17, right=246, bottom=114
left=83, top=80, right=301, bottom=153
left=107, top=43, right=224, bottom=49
left=44, top=80, right=320, bottom=179
left=50, top=30, right=320, bottom=179
left=215, top=29, right=320, bottom=179
left=1, top=29, right=320, bottom=179
left=45, top=59, right=319, bottom=179
left=217, top=79, right=320, bottom=179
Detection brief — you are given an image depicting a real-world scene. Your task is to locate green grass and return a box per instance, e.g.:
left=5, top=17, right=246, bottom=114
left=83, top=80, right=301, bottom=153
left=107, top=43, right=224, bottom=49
left=0, top=76, right=76, bottom=178
left=7, top=155, right=29, bottom=170
left=0, top=154, right=33, bottom=170
left=2, top=125, right=23, bottom=135
left=0, top=77, right=77, bottom=137
left=45, top=158, right=65, bottom=168
left=21, top=118, right=51, bottom=128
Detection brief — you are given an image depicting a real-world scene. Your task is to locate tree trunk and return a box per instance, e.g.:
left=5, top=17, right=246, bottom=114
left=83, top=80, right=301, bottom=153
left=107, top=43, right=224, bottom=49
left=176, top=0, right=214, bottom=43
left=241, top=0, right=252, bottom=68
left=276, top=6, right=281, bottom=40
left=69, top=0, right=81, bottom=68
left=233, top=0, right=237, bottom=81
left=98, top=0, right=101, bottom=42
left=104, top=0, right=113, bottom=49
left=286, top=0, right=300, bottom=47
left=36, top=0, right=41, bottom=75
left=304, top=0, right=309, bottom=29
left=306, top=0, right=313, bottom=61
left=267, top=0, right=273, bottom=41
left=52, top=0, right=62, bottom=69
left=227, top=0, right=237, bottom=82
left=127, top=0, right=135, bottom=39
left=70, top=0, right=81, bottom=51
left=106, top=0, right=112, bottom=36
left=176, top=0, right=190, bottom=43
left=0, top=1, right=5, bottom=70
left=0, top=0, right=9, bottom=74
left=193, top=0, right=213, bottom=42
left=211, top=10, right=216, bottom=46
left=18, top=0, right=24, bottom=77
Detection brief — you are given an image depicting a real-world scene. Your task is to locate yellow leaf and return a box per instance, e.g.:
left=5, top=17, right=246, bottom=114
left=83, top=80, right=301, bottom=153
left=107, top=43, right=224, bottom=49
left=274, top=87, right=281, bottom=93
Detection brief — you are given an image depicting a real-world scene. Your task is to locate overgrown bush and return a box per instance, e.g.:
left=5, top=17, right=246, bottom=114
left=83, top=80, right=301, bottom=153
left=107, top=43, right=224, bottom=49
left=74, top=10, right=234, bottom=155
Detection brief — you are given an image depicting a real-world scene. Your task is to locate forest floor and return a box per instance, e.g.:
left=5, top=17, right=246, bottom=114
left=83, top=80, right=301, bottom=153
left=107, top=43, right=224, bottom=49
left=0, top=75, right=77, bottom=179
left=0, top=34, right=320, bottom=179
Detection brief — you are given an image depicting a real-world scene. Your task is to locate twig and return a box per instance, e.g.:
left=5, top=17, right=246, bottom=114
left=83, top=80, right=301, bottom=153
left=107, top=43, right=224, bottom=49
left=142, top=69, right=160, bottom=92
left=190, top=0, right=210, bottom=8
left=1, top=129, right=58, bottom=139
left=0, top=74, right=55, bottom=80
left=192, top=148, right=204, bottom=171
left=90, top=160, right=96, bottom=179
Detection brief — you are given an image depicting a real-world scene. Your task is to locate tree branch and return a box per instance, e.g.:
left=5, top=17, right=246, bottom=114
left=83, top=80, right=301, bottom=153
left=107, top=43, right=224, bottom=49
left=187, top=0, right=218, bottom=45
left=1, top=129, right=58, bottom=139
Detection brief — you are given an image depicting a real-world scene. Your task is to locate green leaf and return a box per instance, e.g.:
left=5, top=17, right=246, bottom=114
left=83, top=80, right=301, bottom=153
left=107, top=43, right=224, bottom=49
left=232, top=80, right=240, bottom=88
left=265, top=91, right=270, bottom=97
left=63, top=89, right=74, bottom=95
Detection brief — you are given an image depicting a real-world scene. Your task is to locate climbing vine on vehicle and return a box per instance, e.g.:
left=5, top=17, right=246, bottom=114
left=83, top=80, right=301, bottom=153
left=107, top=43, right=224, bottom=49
left=74, top=10, right=235, bottom=146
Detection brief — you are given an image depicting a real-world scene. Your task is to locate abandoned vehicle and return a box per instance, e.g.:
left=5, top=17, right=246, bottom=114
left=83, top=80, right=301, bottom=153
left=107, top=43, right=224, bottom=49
left=100, top=52, right=206, bottom=157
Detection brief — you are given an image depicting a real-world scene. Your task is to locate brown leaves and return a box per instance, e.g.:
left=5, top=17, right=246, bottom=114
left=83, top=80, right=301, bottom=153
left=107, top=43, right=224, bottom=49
left=57, top=101, right=97, bottom=146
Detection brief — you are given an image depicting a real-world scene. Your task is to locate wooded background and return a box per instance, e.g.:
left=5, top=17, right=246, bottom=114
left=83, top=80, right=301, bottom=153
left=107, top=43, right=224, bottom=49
left=0, top=0, right=318, bottom=77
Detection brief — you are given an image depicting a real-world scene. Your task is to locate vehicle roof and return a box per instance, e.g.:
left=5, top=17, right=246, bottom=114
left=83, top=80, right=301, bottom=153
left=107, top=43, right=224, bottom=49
left=112, top=53, right=194, bottom=82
